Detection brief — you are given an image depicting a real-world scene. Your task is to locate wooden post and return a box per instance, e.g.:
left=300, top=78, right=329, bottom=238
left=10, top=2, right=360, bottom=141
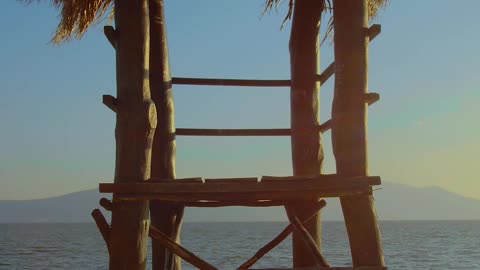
left=148, top=1, right=183, bottom=270
left=289, top=0, right=325, bottom=268
left=331, top=0, right=385, bottom=266
left=108, top=0, right=155, bottom=269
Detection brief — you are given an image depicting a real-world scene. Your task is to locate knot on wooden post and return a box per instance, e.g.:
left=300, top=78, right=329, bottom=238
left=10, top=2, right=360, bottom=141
left=102, top=95, right=118, bottom=113
left=104, top=26, right=117, bottom=49
left=99, top=198, right=113, bottom=211
left=365, top=92, right=380, bottom=105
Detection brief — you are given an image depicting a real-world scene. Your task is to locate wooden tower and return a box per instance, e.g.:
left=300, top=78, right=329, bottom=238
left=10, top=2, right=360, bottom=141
left=89, top=0, right=388, bottom=269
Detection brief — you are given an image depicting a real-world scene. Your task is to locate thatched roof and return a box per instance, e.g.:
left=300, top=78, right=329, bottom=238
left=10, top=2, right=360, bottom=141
left=21, top=0, right=387, bottom=44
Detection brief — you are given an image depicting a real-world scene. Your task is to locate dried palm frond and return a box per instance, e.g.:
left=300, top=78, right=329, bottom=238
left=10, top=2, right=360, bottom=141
left=264, top=0, right=388, bottom=43
left=19, top=0, right=113, bottom=44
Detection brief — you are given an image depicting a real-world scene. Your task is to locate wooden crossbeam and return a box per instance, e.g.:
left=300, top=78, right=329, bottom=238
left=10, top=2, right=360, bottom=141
left=174, top=93, right=377, bottom=137
left=99, top=175, right=380, bottom=202
left=169, top=25, right=380, bottom=89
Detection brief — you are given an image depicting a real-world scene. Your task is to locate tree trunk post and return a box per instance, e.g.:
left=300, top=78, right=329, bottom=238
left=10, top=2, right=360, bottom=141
left=108, top=0, right=155, bottom=269
left=331, top=0, right=385, bottom=266
left=289, top=0, right=325, bottom=268
left=148, top=1, right=183, bottom=270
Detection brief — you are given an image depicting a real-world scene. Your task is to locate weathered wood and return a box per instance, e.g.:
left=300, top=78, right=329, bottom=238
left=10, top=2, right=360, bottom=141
left=99, top=176, right=379, bottom=202
left=368, top=24, right=382, bottom=41
left=238, top=200, right=327, bottom=270
left=204, top=177, right=258, bottom=183
left=332, top=0, right=385, bottom=267
left=91, top=209, right=110, bottom=252
left=108, top=0, right=154, bottom=269
left=366, top=93, right=380, bottom=105
left=149, top=226, right=218, bottom=270
left=250, top=267, right=387, bottom=270
left=101, top=175, right=381, bottom=193
left=285, top=206, right=329, bottom=267
left=104, top=26, right=117, bottom=49
left=99, top=198, right=113, bottom=211
left=106, top=188, right=372, bottom=202
left=176, top=128, right=291, bottom=136
left=174, top=92, right=377, bottom=137
left=102, top=95, right=118, bottom=113
left=169, top=24, right=379, bottom=91
left=172, top=77, right=291, bottom=87
left=184, top=200, right=285, bottom=207
left=288, top=0, right=325, bottom=267
left=148, top=1, right=182, bottom=269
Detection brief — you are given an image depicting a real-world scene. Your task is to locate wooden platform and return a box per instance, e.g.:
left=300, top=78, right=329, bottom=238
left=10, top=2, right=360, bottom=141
left=99, top=175, right=380, bottom=203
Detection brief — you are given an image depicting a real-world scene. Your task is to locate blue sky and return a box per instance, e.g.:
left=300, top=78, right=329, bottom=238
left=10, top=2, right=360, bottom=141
left=1, top=0, right=479, bottom=200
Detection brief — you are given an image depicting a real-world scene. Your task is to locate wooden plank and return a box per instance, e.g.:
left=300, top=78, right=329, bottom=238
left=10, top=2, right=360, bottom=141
left=238, top=200, right=326, bottom=269
left=100, top=175, right=380, bottom=194
left=107, top=188, right=372, bottom=202
left=204, top=177, right=258, bottom=183
left=149, top=226, right=218, bottom=270
left=332, top=0, right=385, bottom=267
left=184, top=200, right=285, bottom=207
left=99, top=176, right=378, bottom=202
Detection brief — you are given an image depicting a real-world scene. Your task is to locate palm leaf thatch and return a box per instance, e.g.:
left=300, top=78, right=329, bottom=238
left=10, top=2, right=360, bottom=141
left=20, top=0, right=113, bottom=44
left=22, top=0, right=386, bottom=44
left=264, top=0, right=388, bottom=42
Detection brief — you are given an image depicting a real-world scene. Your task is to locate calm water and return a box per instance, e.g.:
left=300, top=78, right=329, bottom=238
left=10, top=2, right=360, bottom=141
left=1, top=221, right=479, bottom=269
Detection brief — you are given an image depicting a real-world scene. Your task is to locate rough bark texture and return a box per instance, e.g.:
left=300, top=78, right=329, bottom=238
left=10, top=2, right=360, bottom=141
left=148, top=1, right=183, bottom=269
left=331, top=0, right=385, bottom=266
left=108, top=0, right=155, bottom=269
left=289, top=0, right=324, bottom=267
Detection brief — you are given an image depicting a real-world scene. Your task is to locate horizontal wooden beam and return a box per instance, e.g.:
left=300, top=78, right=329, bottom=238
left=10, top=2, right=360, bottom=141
left=170, top=25, right=381, bottom=89
left=175, top=121, right=331, bottom=137
left=184, top=200, right=285, bottom=207
left=149, top=226, right=218, bottom=270
left=172, top=77, right=290, bottom=87
left=99, top=175, right=380, bottom=202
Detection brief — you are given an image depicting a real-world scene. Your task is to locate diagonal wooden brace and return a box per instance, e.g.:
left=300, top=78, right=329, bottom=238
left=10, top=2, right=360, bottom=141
left=238, top=200, right=327, bottom=269
left=285, top=205, right=330, bottom=267
left=149, top=225, right=218, bottom=270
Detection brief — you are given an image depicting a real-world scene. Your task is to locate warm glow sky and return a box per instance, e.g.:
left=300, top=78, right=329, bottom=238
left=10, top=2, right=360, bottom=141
left=1, top=0, right=479, bottom=200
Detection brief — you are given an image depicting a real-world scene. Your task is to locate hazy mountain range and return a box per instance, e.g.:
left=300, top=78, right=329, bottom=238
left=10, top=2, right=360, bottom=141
left=1, top=182, right=479, bottom=223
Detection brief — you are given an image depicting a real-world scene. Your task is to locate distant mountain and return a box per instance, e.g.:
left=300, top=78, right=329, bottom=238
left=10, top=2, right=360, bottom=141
left=1, top=182, right=479, bottom=223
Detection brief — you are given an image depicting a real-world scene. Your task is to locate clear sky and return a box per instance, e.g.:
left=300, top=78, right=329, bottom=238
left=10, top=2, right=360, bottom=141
left=1, top=0, right=479, bottom=200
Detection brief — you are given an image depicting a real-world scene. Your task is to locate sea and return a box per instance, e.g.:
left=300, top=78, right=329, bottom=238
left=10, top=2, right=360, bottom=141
left=0, top=221, right=479, bottom=270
